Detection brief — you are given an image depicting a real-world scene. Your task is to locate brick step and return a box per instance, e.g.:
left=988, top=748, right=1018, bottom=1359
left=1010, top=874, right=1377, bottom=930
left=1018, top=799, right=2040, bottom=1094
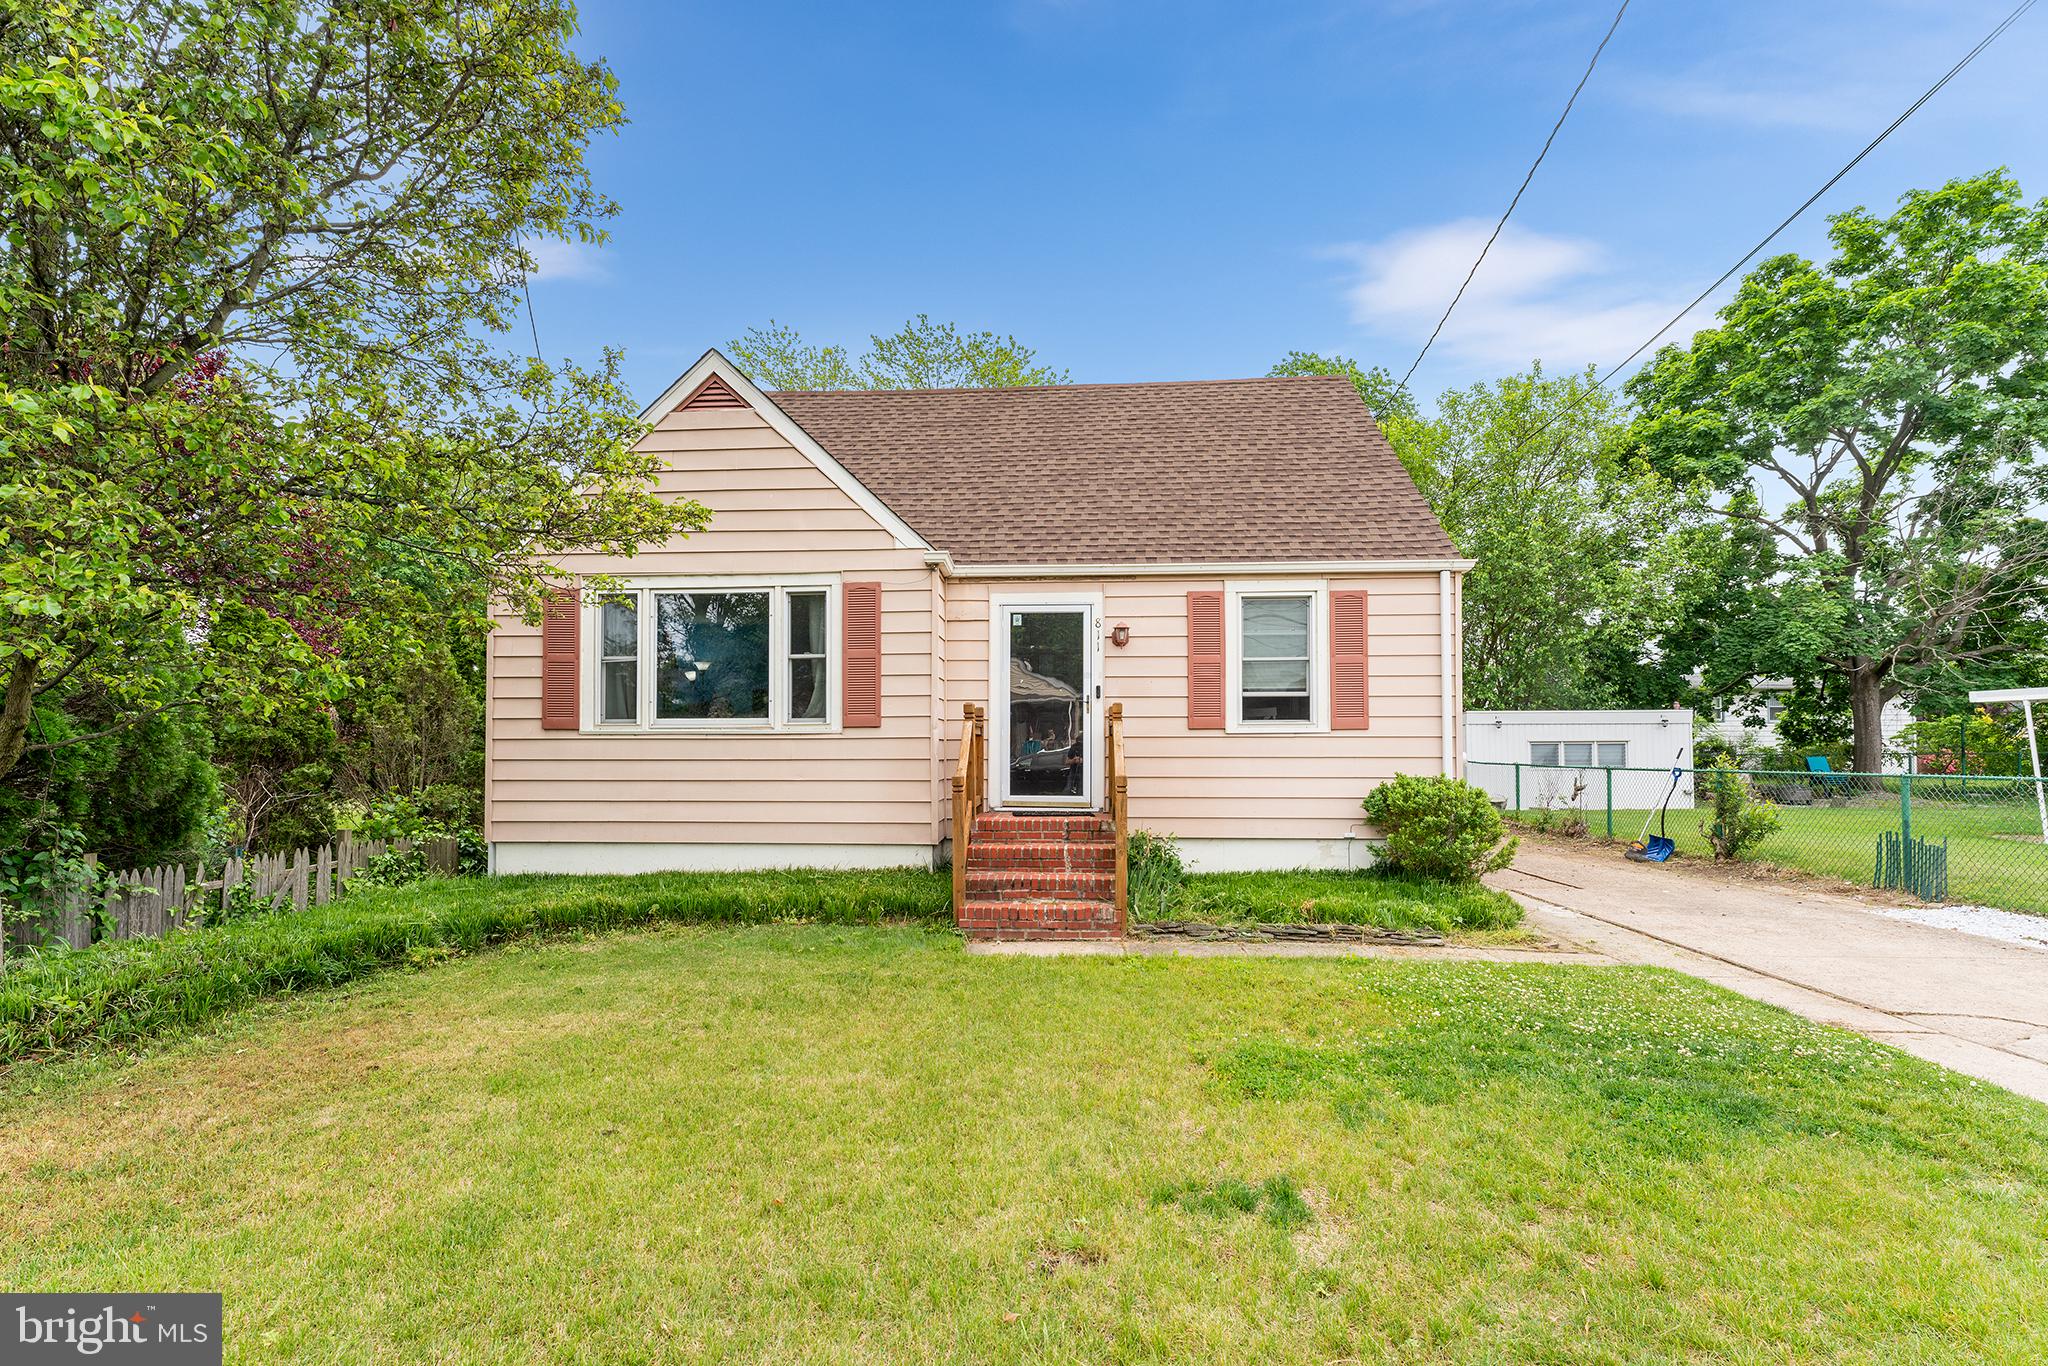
left=972, top=813, right=1113, bottom=844
left=957, top=898, right=1120, bottom=939
left=966, top=869, right=1114, bottom=899
left=966, top=840, right=1115, bottom=873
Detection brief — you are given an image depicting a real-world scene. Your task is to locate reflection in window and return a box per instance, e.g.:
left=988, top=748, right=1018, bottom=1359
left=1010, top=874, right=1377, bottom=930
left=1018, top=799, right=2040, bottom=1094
left=654, top=591, right=770, bottom=720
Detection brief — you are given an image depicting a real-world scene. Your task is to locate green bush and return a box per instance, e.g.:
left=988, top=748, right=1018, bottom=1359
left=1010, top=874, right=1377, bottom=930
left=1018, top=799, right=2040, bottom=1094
left=1699, top=758, right=1780, bottom=861
left=0, top=867, right=951, bottom=1063
left=1362, top=773, right=1517, bottom=882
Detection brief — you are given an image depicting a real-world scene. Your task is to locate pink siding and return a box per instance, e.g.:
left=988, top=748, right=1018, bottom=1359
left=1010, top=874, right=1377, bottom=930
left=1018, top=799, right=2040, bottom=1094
left=941, top=575, right=1453, bottom=842
left=486, top=406, right=942, bottom=851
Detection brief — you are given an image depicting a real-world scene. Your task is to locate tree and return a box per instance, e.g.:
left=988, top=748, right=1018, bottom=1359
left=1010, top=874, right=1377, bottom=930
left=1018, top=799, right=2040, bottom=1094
left=728, top=315, right=1065, bottom=390
left=1267, top=351, right=1418, bottom=424
left=1391, top=365, right=1693, bottom=709
left=1629, top=172, right=2048, bottom=770
left=0, top=0, right=705, bottom=785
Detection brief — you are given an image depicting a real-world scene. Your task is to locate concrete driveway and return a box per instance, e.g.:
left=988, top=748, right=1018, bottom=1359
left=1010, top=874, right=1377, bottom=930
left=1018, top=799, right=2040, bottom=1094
left=1492, top=840, right=2048, bottom=1104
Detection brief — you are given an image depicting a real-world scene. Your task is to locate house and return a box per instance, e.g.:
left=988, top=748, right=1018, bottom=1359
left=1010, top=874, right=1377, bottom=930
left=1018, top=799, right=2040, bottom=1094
left=484, top=349, right=1470, bottom=938
left=1697, top=678, right=1914, bottom=773
left=1464, top=709, right=1695, bottom=810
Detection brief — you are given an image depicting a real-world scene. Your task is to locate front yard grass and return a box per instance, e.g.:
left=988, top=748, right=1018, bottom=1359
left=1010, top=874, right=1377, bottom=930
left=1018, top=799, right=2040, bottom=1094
left=6, top=925, right=2047, bottom=1363
left=1132, top=867, right=1523, bottom=933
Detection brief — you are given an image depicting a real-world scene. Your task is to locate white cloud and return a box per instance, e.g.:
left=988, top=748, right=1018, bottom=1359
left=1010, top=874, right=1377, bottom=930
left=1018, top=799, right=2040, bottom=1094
left=1329, top=218, right=1710, bottom=375
left=1618, top=74, right=1886, bottom=134
left=527, top=238, right=609, bottom=283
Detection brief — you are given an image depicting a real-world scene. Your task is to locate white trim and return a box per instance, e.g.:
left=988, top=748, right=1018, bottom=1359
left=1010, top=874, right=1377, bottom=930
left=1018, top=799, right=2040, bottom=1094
left=638, top=349, right=934, bottom=553
left=988, top=590, right=1105, bottom=811
left=1440, top=569, right=1455, bottom=777
left=939, top=557, right=1476, bottom=579
left=1223, top=580, right=1328, bottom=734
left=580, top=574, right=842, bottom=735
left=491, top=842, right=936, bottom=874
left=1176, top=836, right=1379, bottom=874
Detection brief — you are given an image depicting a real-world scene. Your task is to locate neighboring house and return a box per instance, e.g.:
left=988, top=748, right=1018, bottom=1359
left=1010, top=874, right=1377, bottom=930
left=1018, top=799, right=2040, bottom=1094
left=1698, top=678, right=1913, bottom=773
left=1465, top=709, right=1696, bottom=810
left=484, top=349, right=1469, bottom=937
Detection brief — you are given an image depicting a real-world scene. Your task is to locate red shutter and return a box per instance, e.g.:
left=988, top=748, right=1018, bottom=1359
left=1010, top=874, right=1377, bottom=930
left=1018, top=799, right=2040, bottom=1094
left=1187, top=590, right=1225, bottom=729
left=540, top=586, right=580, bottom=731
left=843, top=581, right=882, bottom=727
left=1331, top=590, right=1369, bottom=730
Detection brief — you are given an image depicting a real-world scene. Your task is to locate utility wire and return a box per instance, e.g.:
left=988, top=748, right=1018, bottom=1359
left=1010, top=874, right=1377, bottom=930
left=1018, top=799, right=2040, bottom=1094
left=1495, top=0, right=2038, bottom=460
left=1396, top=0, right=1632, bottom=396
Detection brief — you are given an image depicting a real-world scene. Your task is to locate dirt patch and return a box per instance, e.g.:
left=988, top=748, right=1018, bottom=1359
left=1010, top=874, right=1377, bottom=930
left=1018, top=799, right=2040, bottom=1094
left=1505, top=828, right=1930, bottom=913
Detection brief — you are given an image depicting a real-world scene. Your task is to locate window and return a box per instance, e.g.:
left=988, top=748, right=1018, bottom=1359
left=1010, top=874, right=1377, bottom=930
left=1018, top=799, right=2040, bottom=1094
left=599, top=595, right=639, bottom=724
left=591, top=580, right=837, bottom=731
left=1531, top=740, right=1628, bottom=767
left=785, top=589, right=828, bottom=724
left=1239, top=593, right=1313, bottom=723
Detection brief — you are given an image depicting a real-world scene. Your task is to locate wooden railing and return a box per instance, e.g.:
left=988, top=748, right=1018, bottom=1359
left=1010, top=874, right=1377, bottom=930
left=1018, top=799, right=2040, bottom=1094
left=1105, top=701, right=1128, bottom=928
left=950, top=703, right=987, bottom=912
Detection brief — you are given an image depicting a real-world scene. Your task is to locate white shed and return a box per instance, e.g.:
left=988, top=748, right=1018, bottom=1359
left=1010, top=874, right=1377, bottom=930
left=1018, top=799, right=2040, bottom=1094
left=1465, top=709, right=1695, bottom=810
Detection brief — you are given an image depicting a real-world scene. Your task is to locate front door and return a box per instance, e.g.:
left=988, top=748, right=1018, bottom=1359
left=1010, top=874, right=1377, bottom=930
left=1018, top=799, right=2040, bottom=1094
left=997, top=604, right=1096, bottom=808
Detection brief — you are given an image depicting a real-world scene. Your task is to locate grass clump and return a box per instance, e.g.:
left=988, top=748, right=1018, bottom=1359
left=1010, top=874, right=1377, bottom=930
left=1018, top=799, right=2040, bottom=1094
left=0, top=867, right=948, bottom=1064
left=1154, top=1174, right=1312, bottom=1230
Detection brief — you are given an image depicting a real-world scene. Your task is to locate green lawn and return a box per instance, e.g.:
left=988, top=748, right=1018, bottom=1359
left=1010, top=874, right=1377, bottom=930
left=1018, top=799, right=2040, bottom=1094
left=1517, top=793, right=2048, bottom=914
left=6, top=925, right=2048, bottom=1362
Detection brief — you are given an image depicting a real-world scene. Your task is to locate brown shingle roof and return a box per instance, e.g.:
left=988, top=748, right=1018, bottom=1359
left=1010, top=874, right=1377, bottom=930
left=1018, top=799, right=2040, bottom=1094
left=767, top=375, right=1456, bottom=566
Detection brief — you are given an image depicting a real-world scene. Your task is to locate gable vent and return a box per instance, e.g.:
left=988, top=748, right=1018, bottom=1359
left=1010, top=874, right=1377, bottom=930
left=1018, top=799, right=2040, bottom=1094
left=675, top=374, right=748, bottom=411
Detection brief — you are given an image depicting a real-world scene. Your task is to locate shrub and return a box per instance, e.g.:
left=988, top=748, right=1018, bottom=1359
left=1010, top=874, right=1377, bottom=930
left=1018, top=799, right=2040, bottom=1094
left=1362, top=774, right=1517, bottom=882
left=1699, top=758, right=1780, bottom=860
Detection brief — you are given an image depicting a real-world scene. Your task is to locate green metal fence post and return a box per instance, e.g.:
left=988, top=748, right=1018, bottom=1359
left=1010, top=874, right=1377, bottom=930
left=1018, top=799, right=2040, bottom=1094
left=1900, top=772, right=1913, bottom=888
left=1605, top=767, right=1614, bottom=839
left=1513, top=762, right=1521, bottom=816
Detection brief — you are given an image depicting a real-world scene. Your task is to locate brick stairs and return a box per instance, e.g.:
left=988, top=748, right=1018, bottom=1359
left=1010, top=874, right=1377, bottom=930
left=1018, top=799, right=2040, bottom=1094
left=956, top=811, right=1122, bottom=941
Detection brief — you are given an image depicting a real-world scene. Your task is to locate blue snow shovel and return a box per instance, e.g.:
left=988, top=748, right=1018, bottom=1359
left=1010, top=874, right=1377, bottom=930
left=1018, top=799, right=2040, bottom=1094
left=1626, top=752, right=1686, bottom=863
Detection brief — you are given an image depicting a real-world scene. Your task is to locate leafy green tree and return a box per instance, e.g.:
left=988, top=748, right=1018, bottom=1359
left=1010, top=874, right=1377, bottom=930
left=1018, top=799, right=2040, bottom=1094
left=1267, top=351, right=1418, bottom=423
left=0, top=0, right=705, bottom=785
left=729, top=315, right=1065, bottom=390
left=1629, top=172, right=2048, bottom=770
left=1394, top=365, right=1693, bottom=709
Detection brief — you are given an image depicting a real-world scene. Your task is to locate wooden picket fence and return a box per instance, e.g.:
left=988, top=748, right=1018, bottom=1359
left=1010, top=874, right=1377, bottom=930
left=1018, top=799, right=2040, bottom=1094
left=13, top=834, right=462, bottom=954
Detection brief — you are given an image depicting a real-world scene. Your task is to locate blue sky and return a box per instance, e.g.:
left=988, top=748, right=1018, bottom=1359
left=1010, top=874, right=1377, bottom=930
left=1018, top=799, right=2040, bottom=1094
left=531, top=0, right=2048, bottom=408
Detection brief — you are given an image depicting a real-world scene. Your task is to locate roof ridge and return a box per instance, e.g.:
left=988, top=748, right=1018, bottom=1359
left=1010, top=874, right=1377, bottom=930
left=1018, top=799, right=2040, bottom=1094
left=766, top=374, right=1353, bottom=399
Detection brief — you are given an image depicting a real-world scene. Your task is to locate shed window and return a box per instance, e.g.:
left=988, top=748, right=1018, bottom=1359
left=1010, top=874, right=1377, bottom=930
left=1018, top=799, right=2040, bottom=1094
left=1531, top=740, right=1628, bottom=767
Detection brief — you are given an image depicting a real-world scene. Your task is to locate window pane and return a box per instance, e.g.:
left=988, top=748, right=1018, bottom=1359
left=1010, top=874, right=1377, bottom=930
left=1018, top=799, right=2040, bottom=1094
left=1241, top=658, right=1309, bottom=692
left=602, top=660, right=637, bottom=723
left=1597, top=741, right=1627, bottom=767
left=601, top=596, right=638, bottom=658
left=788, top=591, right=827, bottom=657
left=1242, top=596, right=1310, bottom=657
left=1562, top=741, right=1593, bottom=767
left=1242, top=693, right=1312, bottom=723
left=654, top=591, right=770, bottom=720
left=788, top=657, right=827, bottom=721
left=1531, top=742, right=1560, bottom=766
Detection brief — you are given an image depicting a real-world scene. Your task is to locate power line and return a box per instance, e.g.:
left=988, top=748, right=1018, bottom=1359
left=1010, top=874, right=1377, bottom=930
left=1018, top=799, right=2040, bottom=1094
left=1495, top=0, right=2038, bottom=460
left=1396, top=0, right=1632, bottom=396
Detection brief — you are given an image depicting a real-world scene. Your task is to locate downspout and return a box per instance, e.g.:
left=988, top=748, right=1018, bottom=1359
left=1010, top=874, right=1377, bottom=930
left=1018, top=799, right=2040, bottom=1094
left=1440, top=569, right=1455, bottom=778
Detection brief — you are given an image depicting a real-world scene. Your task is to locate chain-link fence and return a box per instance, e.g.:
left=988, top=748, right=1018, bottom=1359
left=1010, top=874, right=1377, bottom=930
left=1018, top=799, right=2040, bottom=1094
left=1468, top=760, right=2048, bottom=916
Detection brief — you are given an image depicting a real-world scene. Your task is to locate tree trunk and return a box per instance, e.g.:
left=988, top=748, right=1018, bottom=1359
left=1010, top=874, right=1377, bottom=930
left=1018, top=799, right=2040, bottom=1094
left=1848, top=663, right=1887, bottom=774
left=0, top=655, right=37, bottom=782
